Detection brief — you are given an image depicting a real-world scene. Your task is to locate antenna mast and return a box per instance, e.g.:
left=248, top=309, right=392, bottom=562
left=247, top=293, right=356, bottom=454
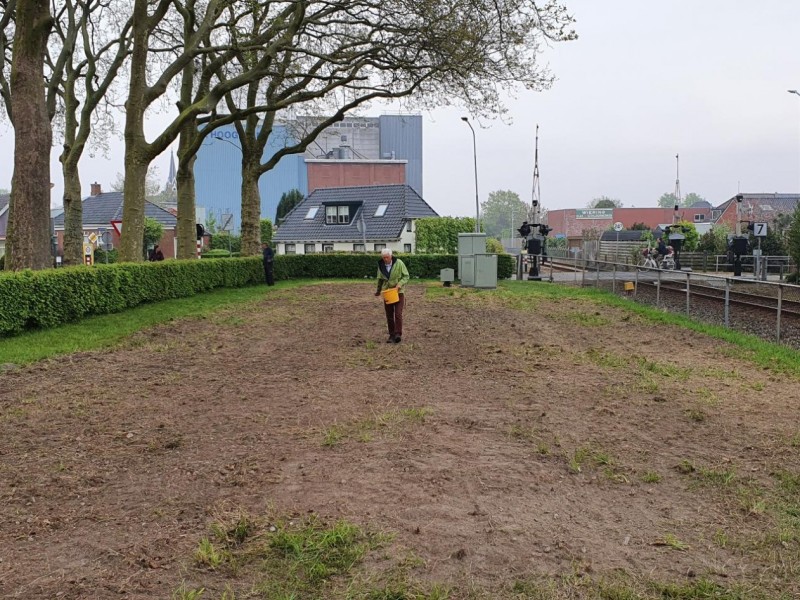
left=530, top=125, right=541, bottom=224
left=673, top=154, right=681, bottom=224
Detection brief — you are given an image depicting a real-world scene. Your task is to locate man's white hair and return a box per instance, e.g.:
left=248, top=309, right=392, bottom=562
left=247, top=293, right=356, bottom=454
left=381, top=248, right=393, bottom=257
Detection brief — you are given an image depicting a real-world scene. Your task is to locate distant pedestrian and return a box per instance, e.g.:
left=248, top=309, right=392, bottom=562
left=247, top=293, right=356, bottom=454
left=149, top=245, right=164, bottom=261
left=262, top=242, right=274, bottom=286
left=374, top=248, right=409, bottom=343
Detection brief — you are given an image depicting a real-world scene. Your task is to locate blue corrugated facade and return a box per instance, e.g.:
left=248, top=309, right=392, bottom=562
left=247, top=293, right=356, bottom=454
left=194, top=124, right=308, bottom=231
left=379, top=115, right=423, bottom=195
left=194, top=115, right=421, bottom=232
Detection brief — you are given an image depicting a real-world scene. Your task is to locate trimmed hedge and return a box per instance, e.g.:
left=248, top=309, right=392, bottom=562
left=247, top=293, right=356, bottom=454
left=273, top=253, right=514, bottom=281
left=0, top=258, right=263, bottom=336
left=0, top=253, right=513, bottom=336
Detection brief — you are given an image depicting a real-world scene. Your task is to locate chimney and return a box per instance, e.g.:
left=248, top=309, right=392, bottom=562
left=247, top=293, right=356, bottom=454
left=90, top=182, right=102, bottom=196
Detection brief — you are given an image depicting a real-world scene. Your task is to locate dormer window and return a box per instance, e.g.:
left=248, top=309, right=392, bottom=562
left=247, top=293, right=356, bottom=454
left=305, top=207, right=319, bottom=219
left=326, top=205, right=350, bottom=224
left=374, top=204, right=388, bottom=217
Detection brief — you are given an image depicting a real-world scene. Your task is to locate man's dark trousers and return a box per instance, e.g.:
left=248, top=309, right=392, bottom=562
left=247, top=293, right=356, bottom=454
left=384, top=293, right=405, bottom=337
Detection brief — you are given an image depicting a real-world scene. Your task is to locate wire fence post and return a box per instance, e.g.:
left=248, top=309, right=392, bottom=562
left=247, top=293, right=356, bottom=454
left=656, top=269, right=661, bottom=308
left=613, top=263, right=617, bottom=294
left=724, top=277, right=730, bottom=328
left=685, top=272, right=691, bottom=316
left=777, top=284, right=783, bottom=343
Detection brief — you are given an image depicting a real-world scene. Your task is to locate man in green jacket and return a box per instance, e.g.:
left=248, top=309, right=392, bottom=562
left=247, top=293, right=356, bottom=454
left=374, top=248, right=410, bottom=343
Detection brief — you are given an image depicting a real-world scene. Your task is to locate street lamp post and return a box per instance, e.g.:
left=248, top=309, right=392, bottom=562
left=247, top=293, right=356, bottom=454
left=461, top=117, right=480, bottom=233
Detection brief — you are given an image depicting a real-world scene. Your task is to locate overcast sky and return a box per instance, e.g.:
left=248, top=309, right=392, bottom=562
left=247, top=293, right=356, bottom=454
left=2, top=1, right=799, bottom=220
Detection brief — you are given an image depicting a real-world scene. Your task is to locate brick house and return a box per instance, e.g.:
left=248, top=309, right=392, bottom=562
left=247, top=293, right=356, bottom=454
left=52, top=183, right=178, bottom=259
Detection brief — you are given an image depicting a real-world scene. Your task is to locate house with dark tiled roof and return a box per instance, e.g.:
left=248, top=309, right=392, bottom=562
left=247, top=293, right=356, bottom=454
left=52, top=184, right=179, bottom=258
left=272, top=184, right=438, bottom=254
left=0, top=194, right=9, bottom=257
left=713, top=193, right=800, bottom=232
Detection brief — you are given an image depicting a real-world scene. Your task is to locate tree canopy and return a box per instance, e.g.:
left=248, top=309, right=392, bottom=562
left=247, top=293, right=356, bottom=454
left=415, top=217, right=478, bottom=254
left=589, top=196, right=622, bottom=209
left=480, top=190, right=529, bottom=239
left=658, top=192, right=707, bottom=208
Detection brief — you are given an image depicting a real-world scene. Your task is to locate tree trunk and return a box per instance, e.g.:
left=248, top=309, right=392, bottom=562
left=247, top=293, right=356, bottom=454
left=176, top=121, right=198, bottom=259
left=61, top=161, right=83, bottom=266
left=7, top=0, right=54, bottom=271
left=240, top=160, right=262, bottom=256
left=118, top=0, right=150, bottom=262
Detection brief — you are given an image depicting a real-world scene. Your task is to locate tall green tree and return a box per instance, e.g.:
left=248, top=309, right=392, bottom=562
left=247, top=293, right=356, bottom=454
left=143, top=217, right=163, bottom=257
left=658, top=192, right=707, bottom=208
left=480, top=190, right=528, bottom=239
left=672, top=220, right=699, bottom=251
left=275, top=190, right=304, bottom=224
left=415, top=217, right=477, bottom=254
left=589, top=196, right=622, bottom=209
left=260, top=218, right=273, bottom=245
left=4, top=0, right=54, bottom=270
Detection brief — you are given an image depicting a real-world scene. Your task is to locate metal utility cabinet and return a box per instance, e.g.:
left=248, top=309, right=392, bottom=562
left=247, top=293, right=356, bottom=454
left=473, top=253, right=498, bottom=289
left=457, top=233, right=498, bottom=289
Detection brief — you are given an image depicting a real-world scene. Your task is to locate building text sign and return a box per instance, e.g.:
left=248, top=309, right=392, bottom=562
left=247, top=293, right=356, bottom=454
left=576, top=208, right=613, bottom=220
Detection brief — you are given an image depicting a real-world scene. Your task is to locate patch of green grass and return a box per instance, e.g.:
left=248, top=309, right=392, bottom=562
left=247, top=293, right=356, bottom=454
left=565, top=311, right=611, bottom=327
left=684, top=407, right=707, bottom=423
left=322, top=408, right=431, bottom=446
left=789, top=432, right=800, bottom=448
left=172, top=582, right=205, bottom=600
left=194, top=538, right=225, bottom=569
left=641, top=471, right=662, bottom=484
left=568, top=445, right=624, bottom=479
left=584, top=348, right=628, bottom=369
left=0, top=280, right=318, bottom=365
left=498, top=281, right=800, bottom=378
left=697, top=465, right=736, bottom=487
left=658, top=533, right=689, bottom=551
left=713, top=529, right=728, bottom=548
left=323, top=425, right=345, bottom=447
left=636, top=357, right=691, bottom=380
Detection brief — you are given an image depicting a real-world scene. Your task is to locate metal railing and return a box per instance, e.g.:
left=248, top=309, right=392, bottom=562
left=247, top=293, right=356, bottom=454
left=559, top=258, right=800, bottom=348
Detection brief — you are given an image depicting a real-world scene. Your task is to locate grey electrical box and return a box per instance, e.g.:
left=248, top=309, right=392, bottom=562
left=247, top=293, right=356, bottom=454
left=460, top=256, right=476, bottom=287
left=474, top=254, right=498, bottom=289
left=440, top=268, right=454, bottom=283
left=457, top=233, right=487, bottom=256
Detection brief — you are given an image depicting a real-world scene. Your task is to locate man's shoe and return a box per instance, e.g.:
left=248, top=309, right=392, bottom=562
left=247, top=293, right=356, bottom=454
left=386, top=336, right=395, bottom=343
left=393, top=335, right=401, bottom=343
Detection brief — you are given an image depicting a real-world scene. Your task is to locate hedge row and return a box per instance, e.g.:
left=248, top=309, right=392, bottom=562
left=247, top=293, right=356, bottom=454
left=0, top=258, right=263, bottom=336
left=273, top=253, right=514, bottom=280
left=0, top=253, right=513, bottom=336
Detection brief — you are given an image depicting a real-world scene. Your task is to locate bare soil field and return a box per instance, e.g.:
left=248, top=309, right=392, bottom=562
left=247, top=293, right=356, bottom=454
left=1, top=282, right=799, bottom=599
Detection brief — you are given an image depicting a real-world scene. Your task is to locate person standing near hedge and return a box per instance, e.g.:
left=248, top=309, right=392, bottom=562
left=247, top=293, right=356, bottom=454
left=374, top=248, right=409, bottom=343
left=262, top=242, right=274, bottom=286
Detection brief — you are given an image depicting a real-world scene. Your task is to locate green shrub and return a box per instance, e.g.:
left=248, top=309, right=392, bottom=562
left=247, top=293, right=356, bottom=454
left=0, top=257, right=263, bottom=336
left=202, top=249, right=233, bottom=258
left=93, top=248, right=119, bottom=264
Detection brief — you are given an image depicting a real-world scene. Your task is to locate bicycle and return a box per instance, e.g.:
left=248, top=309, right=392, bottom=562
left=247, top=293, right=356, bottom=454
left=639, top=248, right=659, bottom=270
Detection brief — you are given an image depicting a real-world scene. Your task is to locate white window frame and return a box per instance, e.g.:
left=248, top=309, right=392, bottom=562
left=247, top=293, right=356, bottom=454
left=353, top=243, right=365, bottom=252
left=694, top=214, right=705, bottom=222
left=374, top=204, right=388, bottom=217
left=304, top=243, right=316, bottom=254
left=374, top=243, right=386, bottom=252
left=406, top=220, right=412, bottom=232
left=322, top=243, right=334, bottom=253
left=285, top=243, right=296, bottom=254
left=404, top=243, right=412, bottom=253
left=325, top=205, right=350, bottom=224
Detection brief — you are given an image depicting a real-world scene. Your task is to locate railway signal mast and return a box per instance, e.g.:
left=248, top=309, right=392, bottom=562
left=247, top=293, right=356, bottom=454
left=665, top=154, right=686, bottom=270
left=520, top=125, right=551, bottom=281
